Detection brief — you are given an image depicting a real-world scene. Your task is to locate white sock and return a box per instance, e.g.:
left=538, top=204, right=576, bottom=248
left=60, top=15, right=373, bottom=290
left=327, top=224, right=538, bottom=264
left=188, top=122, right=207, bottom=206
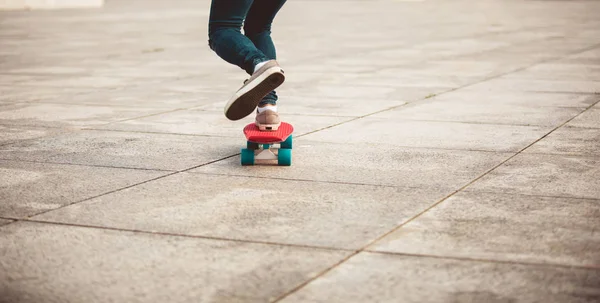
left=257, top=105, right=277, bottom=113
left=254, top=61, right=268, bottom=73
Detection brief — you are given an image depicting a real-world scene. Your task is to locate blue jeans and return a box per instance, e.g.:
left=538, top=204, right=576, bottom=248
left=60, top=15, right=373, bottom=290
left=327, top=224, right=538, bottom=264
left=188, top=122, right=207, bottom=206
left=208, top=0, right=287, bottom=106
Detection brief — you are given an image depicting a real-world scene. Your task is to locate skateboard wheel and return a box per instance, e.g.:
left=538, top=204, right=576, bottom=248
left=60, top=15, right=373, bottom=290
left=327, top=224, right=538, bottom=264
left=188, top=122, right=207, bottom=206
left=247, top=141, right=260, bottom=150
left=278, top=149, right=292, bottom=166
left=241, top=148, right=255, bottom=165
left=280, top=135, right=292, bottom=149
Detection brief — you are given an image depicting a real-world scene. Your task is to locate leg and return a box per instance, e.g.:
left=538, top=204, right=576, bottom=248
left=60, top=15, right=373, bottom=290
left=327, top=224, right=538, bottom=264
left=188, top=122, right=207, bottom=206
left=245, top=0, right=287, bottom=107
left=244, top=0, right=287, bottom=62
left=208, top=0, right=269, bottom=75
left=208, top=0, right=286, bottom=121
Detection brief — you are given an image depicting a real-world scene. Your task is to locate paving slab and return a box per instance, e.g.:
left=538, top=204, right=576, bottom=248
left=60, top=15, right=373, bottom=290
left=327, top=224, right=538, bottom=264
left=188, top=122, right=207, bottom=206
left=192, top=141, right=510, bottom=189
left=466, top=154, right=600, bottom=200
left=560, top=49, right=600, bottom=65
left=196, top=95, right=407, bottom=118
left=91, top=109, right=351, bottom=138
left=0, top=221, right=347, bottom=303
left=277, top=83, right=398, bottom=100
left=319, top=70, right=479, bottom=89
left=371, top=97, right=582, bottom=126
left=0, top=160, right=165, bottom=218
left=35, top=173, right=450, bottom=249
left=299, top=117, right=550, bottom=152
left=389, top=60, right=517, bottom=78
left=0, top=86, right=94, bottom=105
left=524, top=126, right=600, bottom=157
left=149, top=76, right=239, bottom=94
left=422, top=90, right=599, bottom=108
left=0, top=103, right=169, bottom=128
left=90, top=62, right=208, bottom=79
left=511, top=63, right=600, bottom=81
left=0, top=125, right=66, bottom=146
left=0, top=219, right=13, bottom=226
left=282, top=252, right=600, bottom=303
left=569, top=108, right=600, bottom=128
left=0, top=130, right=241, bottom=171
left=37, top=88, right=212, bottom=109
left=369, top=191, right=600, bottom=267
left=464, top=78, right=600, bottom=94
left=6, top=75, right=165, bottom=90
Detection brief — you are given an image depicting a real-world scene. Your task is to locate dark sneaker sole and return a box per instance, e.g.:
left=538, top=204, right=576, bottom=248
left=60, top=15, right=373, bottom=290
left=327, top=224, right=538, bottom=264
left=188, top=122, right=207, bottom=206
left=225, top=70, right=285, bottom=121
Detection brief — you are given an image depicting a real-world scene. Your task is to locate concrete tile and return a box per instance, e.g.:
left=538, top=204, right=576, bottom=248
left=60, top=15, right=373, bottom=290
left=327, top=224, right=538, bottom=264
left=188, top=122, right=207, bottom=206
left=387, top=86, right=451, bottom=102
left=155, top=77, right=237, bottom=94
left=569, top=109, right=600, bottom=128
left=0, top=219, right=13, bottom=226
left=0, top=222, right=347, bottom=303
left=196, top=96, right=407, bottom=118
left=319, top=71, right=478, bottom=89
left=2, top=66, right=89, bottom=76
left=300, top=117, right=549, bottom=152
left=0, top=125, right=66, bottom=146
left=91, top=64, right=200, bottom=79
left=192, top=141, right=510, bottom=189
left=0, top=85, right=93, bottom=104
left=35, top=173, right=449, bottom=249
left=0, top=160, right=165, bottom=218
left=513, top=63, right=600, bottom=81
left=277, top=83, right=397, bottom=100
left=427, top=90, right=599, bottom=108
left=0, top=130, right=242, bottom=171
left=371, top=97, right=582, bottom=126
left=561, top=50, right=600, bottom=66
left=464, top=78, right=600, bottom=94
left=8, top=75, right=161, bottom=89
left=281, top=61, right=376, bottom=73
left=370, top=192, right=600, bottom=267
left=0, top=74, right=46, bottom=86
left=411, top=38, right=510, bottom=57
left=92, top=109, right=351, bottom=137
left=467, top=154, right=600, bottom=200
left=524, top=126, right=600, bottom=157
left=455, top=41, right=590, bottom=64
left=282, top=252, right=600, bottom=303
left=0, top=103, right=168, bottom=128
left=38, top=88, right=212, bottom=109
left=393, top=60, right=516, bottom=78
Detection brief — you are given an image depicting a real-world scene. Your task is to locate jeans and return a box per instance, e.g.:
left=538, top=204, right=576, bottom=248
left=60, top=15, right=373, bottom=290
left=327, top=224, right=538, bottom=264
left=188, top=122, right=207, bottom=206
left=208, top=0, right=287, bottom=106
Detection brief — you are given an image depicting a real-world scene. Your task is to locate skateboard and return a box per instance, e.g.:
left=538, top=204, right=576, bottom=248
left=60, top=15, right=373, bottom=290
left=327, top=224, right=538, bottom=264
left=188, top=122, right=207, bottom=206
left=241, top=122, right=293, bottom=166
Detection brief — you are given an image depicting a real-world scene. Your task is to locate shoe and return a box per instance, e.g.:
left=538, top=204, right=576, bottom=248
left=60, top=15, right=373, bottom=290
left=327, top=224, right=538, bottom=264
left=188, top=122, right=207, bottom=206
left=224, top=60, right=285, bottom=121
left=255, top=108, right=281, bottom=131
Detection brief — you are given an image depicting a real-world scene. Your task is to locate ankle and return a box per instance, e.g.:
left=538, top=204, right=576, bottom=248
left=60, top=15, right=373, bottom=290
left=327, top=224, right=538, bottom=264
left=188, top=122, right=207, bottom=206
left=253, top=60, right=269, bottom=73
left=257, top=105, right=277, bottom=113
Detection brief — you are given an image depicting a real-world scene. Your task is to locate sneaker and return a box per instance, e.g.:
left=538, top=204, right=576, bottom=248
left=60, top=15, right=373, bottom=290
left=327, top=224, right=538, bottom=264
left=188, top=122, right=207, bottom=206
left=255, top=108, right=281, bottom=131
left=224, top=60, right=285, bottom=121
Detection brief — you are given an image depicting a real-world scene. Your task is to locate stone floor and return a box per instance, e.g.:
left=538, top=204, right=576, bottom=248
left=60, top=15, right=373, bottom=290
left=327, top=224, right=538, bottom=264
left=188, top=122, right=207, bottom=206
left=1, top=0, right=599, bottom=302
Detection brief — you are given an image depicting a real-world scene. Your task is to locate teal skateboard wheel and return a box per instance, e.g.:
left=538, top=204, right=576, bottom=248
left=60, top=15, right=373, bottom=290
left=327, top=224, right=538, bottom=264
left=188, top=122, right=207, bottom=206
left=278, top=149, right=292, bottom=166
left=241, top=148, right=255, bottom=165
left=280, top=135, right=293, bottom=149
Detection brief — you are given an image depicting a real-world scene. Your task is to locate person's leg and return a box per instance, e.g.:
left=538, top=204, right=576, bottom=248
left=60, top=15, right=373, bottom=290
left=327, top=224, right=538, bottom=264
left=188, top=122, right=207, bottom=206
left=243, top=0, right=287, bottom=130
left=244, top=0, right=287, bottom=107
left=208, top=0, right=268, bottom=74
left=208, top=0, right=285, bottom=121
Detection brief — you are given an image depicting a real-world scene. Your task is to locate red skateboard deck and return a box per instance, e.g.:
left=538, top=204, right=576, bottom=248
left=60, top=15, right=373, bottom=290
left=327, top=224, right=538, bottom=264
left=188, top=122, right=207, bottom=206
left=243, top=122, right=293, bottom=144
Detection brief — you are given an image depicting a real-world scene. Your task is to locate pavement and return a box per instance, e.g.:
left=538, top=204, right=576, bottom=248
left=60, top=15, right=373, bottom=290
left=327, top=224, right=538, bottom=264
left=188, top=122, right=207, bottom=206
left=1, top=0, right=599, bottom=302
